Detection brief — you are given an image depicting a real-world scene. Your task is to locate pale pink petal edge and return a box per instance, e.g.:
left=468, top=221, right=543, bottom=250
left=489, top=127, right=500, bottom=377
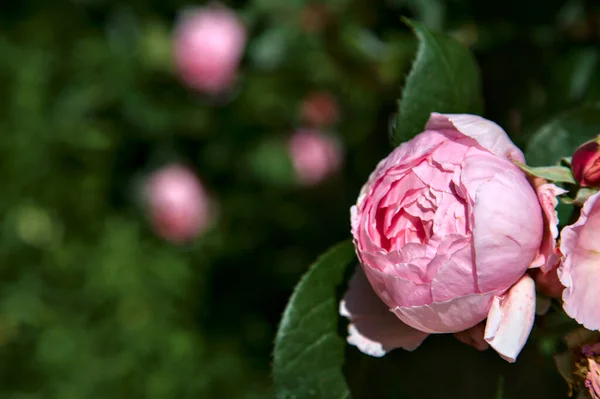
left=484, top=274, right=536, bottom=363
left=340, top=267, right=429, bottom=357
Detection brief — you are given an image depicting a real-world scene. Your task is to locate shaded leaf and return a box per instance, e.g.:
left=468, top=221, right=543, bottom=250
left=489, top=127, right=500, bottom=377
left=560, top=187, right=598, bottom=207
left=513, top=162, right=576, bottom=184
left=392, top=19, right=483, bottom=146
left=273, top=240, right=356, bottom=399
left=525, top=104, right=600, bottom=166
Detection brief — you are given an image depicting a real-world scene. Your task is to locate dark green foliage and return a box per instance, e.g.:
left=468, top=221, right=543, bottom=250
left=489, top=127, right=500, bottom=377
left=392, top=19, right=483, bottom=146
left=273, top=240, right=355, bottom=399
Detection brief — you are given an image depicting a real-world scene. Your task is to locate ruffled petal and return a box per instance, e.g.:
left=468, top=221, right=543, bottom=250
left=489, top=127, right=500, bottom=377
left=559, top=192, right=600, bottom=330
left=484, top=274, right=536, bottom=363
left=529, top=180, right=568, bottom=271
left=425, top=113, right=526, bottom=163
left=362, top=263, right=432, bottom=308
left=340, top=267, right=429, bottom=356
left=431, top=244, right=476, bottom=302
left=391, top=291, right=497, bottom=334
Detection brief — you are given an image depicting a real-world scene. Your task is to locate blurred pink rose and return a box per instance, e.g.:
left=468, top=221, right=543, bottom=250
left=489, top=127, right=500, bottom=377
left=146, top=164, right=212, bottom=243
left=342, top=113, right=543, bottom=362
left=559, top=191, right=600, bottom=330
left=572, top=138, right=600, bottom=188
left=288, top=130, right=343, bottom=186
left=173, top=5, right=246, bottom=94
left=300, top=91, right=339, bottom=127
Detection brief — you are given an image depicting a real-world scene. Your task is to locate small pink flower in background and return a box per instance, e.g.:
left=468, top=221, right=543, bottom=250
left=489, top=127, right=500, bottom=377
left=173, top=4, right=246, bottom=95
left=572, top=137, right=600, bottom=188
left=288, top=130, right=343, bottom=186
left=300, top=91, right=339, bottom=127
left=559, top=191, right=600, bottom=330
left=145, top=164, right=212, bottom=244
left=342, top=113, right=544, bottom=362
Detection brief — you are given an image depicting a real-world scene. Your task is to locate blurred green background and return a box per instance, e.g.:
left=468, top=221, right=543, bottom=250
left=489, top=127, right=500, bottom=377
left=0, top=0, right=599, bottom=398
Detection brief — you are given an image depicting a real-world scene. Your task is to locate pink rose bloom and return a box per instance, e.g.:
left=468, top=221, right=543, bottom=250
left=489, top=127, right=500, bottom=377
left=173, top=5, right=246, bottom=94
left=145, top=164, right=212, bottom=243
left=341, top=113, right=543, bottom=362
left=288, top=130, right=343, bottom=186
left=559, top=191, right=600, bottom=330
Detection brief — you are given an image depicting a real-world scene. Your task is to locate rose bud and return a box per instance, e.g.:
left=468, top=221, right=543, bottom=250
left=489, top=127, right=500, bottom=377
left=300, top=91, right=339, bottom=127
left=341, top=113, right=546, bottom=362
left=288, top=130, right=343, bottom=186
left=558, top=191, right=600, bottom=330
left=145, top=164, right=212, bottom=244
left=173, top=4, right=246, bottom=95
left=572, top=137, right=600, bottom=187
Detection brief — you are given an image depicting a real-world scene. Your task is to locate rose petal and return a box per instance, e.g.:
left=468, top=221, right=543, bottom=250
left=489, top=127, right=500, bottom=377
left=559, top=192, right=600, bottom=330
left=340, top=267, right=429, bottom=356
left=425, top=113, right=526, bottom=163
left=431, top=244, right=476, bottom=302
left=484, top=274, right=536, bottom=363
left=471, top=168, right=543, bottom=293
left=391, top=291, right=498, bottom=334
left=362, top=263, right=432, bottom=308
left=530, top=182, right=568, bottom=271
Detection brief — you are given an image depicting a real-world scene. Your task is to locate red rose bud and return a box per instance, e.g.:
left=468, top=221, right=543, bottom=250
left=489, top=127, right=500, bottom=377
left=300, top=91, right=339, bottom=127
left=300, top=3, right=330, bottom=33
left=572, top=138, right=600, bottom=187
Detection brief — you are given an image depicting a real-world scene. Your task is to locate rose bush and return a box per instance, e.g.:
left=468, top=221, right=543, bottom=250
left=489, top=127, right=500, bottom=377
left=341, top=113, right=547, bottom=362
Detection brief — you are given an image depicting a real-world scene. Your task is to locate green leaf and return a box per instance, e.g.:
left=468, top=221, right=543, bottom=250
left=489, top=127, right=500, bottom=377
left=273, top=240, right=356, bottom=399
left=512, top=162, right=576, bottom=184
left=560, top=187, right=598, bottom=207
left=525, top=104, right=600, bottom=166
left=392, top=19, right=483, bottom=146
